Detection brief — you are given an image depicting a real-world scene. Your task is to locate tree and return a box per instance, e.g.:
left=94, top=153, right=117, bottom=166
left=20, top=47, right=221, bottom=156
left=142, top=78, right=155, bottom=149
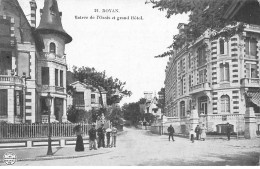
left=143, top=113, right=156, bottom=124
left=138, top=98, right=146, bottom=104
left=147, top=0, right=246, bottom=57
left=122, top=102, right=142, bottom=125
left=72, top=66, right=132, bottom=107
left=67, top=105, right=92, bottom=123
left=106, top=106, right=124, bottom=126
left=157, top=88, right=165, bottom=114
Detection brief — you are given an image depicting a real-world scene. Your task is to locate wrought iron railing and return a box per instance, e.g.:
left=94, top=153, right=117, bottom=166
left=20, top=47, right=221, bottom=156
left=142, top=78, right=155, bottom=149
left=0, top=123, right=90, bottom=139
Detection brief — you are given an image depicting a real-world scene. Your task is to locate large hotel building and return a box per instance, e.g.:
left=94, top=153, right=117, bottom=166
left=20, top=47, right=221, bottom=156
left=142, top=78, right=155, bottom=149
left=165, top=23, right=260, bottom=134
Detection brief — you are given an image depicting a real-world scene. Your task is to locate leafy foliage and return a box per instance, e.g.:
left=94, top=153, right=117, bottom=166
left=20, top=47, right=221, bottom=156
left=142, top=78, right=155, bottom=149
left=72, top=66, right=132, bottom=106
left=157, top=88, right=165, bottom=114
left=66, top=105, right=91, bottom=123
left=66, top=85, right=76, bottom=96
left=143, top=113, right=156, bottom=124
left=122, top=102, right=142, bottom=125
left=138, top=98, right=147, bottom=104
left=149, top=0, right=246, bottom=57
left=106, top=106, right=124, bottom=126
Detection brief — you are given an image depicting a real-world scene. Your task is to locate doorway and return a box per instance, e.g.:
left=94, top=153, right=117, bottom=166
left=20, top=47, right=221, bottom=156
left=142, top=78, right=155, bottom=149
left=199, top=96, right=208, bottom=115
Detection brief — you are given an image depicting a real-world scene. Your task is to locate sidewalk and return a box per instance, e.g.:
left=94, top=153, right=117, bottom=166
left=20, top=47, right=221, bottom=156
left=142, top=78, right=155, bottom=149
left=0, top=145, right=113, bottom=164
left=0, top=130, right=127, bottom=164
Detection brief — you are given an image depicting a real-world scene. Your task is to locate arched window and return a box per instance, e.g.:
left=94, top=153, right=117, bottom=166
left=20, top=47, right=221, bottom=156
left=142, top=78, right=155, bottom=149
left=49, top=42, right=56, bottom=54
left=219, top=39, right=225, bottom=54
left=221, top=95, right=230, bottom=113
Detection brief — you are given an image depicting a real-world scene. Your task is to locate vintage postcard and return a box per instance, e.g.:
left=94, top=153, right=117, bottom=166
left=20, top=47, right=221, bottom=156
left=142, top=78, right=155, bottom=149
left=0, top=0, right=260, bottom=166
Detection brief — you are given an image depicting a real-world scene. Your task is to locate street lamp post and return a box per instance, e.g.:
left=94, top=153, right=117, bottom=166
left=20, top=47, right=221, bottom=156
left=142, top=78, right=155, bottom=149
left=46, top=92, right=53, bottom=155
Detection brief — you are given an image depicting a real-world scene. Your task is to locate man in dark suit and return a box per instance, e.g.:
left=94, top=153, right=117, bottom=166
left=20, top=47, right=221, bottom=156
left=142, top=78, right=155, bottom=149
left=227, top=123, right=232, bottom=141
left=88, top=123, right=97, bottom=150
left=167, top=125, right=175, bottom=141
left=97, top=124, right=106, bottom=148
left=195, top=125, right=201, bottom=140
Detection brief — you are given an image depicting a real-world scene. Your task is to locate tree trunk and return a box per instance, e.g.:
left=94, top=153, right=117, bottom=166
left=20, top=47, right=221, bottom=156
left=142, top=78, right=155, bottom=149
left=98, top=88, right=104, bottom=108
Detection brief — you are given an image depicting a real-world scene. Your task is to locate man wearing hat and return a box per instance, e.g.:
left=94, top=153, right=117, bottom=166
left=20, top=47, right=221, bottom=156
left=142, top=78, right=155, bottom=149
left=226, top=122, right=232, bottom=141
left=97, top=123, right=106, bottom=148
left=88, top=123, right=97, bottom=150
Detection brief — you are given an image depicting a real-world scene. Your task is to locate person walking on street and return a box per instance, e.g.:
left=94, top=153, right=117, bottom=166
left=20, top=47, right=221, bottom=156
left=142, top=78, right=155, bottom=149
left=88, top=123, right=97, bottom=150
left=111, top=125, right=118, bottom=147
left=195, top=125, right=201, bottom=140
left=200, top=124, right=207, bottom=141
left=167, top=125, right=175, bottom=141
left=226, top=122, right=232, bottom=141
left=97, top=124, right=106, bottom=148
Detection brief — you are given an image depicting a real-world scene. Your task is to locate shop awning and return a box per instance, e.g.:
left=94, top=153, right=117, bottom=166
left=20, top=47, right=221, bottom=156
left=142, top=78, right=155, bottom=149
left=246, top=91, right=260, bottom=107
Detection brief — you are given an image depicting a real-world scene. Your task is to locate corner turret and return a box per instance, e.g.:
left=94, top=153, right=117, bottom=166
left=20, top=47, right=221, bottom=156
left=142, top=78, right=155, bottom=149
left=36, top=0, right=72, bottom=43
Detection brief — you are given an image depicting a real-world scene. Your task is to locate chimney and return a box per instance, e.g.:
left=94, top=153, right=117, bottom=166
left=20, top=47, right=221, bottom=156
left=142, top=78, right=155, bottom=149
left=29, top=0, right=37, bottom=29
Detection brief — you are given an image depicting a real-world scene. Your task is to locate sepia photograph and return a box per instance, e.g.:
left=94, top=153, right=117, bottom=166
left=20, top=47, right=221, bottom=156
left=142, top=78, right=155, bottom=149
left=0, top=0, right=260, bottom=166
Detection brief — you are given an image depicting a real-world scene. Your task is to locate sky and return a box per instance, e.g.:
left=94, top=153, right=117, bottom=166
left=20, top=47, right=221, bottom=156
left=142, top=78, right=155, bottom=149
left=18, top=0, right=189, bottom=105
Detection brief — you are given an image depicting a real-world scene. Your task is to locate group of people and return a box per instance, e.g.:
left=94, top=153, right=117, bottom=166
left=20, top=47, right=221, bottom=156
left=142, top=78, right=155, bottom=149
left=167, top=124, right=207, bottom=143
left=189, top=123, right=232, bottom=142
left=75, top=123, right=118, bottom=152
left=189, top=124, right=207, bottom=143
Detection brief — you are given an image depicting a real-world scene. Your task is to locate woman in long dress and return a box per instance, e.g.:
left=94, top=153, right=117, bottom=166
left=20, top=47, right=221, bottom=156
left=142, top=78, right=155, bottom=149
left=200, top=124, right=207, bottom=141
left=74, top=125, right=84, bottom=152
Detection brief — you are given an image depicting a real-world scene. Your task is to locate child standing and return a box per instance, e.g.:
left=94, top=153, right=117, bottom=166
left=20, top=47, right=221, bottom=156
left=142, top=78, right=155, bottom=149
left=190, top=128, right=195, bottom=143
left=111, top=125, right=118, bottom=147
left=106, top=128, right=112, bottom=148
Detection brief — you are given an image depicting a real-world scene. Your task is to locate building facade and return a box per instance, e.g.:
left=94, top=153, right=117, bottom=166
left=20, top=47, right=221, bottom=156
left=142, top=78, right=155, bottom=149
left=0, top=0, right=72, bottom=123
left=143, top=91, right=162, bottom=119
left=67, top=81, right=107, bottom=111
left=165, top=23, right=260, bottom=134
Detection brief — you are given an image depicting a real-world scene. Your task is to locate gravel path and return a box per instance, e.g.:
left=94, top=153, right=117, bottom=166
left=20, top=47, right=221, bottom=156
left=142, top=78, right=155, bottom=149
left=13, top=127, right=260, bottom=166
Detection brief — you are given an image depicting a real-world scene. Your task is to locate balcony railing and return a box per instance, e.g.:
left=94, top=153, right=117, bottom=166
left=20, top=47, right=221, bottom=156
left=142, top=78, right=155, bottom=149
left=190, top=82, right=211, bottom=93
left=38, top=85, right=65, bottom=93
left=245, top=24, right=260, bottom=33
left=0, top=75, right=24, bottom=85
left=241, top=78, right=260, bottom=87
left=39, top=52, right=66, bottom=64
left=206, top=114, right=244, bottom=121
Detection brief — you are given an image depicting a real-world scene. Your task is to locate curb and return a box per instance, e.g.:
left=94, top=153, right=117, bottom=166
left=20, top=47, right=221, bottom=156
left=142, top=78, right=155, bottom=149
left=0, top=150, right=112, bottom=164
left=19, top=150, right=112, bottom=162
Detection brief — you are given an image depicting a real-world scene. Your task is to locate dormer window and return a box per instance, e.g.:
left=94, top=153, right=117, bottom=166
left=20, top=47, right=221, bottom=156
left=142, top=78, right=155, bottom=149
left=50, top=42, right=56, bottom=54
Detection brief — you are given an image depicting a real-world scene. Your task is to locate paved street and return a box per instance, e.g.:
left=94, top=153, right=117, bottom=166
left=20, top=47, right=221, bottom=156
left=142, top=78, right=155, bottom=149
left=12, top=127, right=260, bottom=166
